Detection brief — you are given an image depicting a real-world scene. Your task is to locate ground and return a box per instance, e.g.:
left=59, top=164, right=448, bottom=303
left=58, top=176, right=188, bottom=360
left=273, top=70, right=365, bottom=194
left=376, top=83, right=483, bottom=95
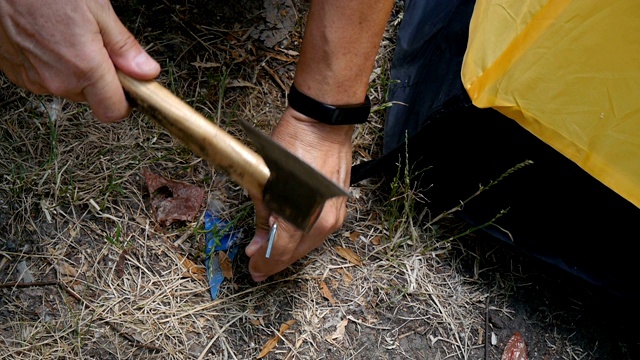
left=1, top=1, right=638, bottom=359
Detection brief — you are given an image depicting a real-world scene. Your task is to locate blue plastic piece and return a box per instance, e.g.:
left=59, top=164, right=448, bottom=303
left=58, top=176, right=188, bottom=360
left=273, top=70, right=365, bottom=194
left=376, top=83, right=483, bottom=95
left=204, top=209, right=241, bottom=300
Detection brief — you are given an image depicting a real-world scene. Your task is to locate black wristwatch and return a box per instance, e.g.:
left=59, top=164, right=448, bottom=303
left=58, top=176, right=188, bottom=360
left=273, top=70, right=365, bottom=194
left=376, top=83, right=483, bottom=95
left=287, top=84, right=371, bottom=125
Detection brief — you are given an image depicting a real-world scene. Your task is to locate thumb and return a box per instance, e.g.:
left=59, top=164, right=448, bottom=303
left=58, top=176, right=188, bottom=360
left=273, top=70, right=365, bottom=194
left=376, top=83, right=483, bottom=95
left=90, top=2, right=160, bottom=79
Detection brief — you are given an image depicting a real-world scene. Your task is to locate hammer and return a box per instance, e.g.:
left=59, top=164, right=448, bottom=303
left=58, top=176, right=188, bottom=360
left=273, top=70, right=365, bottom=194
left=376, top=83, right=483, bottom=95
left=117, top=71, right=348, bottom=232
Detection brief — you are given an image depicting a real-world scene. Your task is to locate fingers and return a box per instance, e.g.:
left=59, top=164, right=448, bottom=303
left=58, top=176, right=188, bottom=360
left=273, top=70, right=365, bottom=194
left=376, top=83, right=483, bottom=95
left=80, top=1, right=160, bottom=122
left=90, top=2, right=160, bottom=80
left=0, top=0, right=160, bottom=123
left=245, top=199, right=271, bottom=258
left=247, top=196, right=346, bottom=282
left=81, top=53, right=131, bottom=123
left=247, top=218, right=305, bottom=282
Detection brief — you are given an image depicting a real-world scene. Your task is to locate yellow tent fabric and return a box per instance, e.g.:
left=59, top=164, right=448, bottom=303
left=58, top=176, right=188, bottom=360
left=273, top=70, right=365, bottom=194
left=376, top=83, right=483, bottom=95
left=461, top=0, right=640, bottom=208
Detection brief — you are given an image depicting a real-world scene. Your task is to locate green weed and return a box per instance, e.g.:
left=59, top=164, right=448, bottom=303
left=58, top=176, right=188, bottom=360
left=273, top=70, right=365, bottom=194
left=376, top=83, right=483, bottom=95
left=105, top=223, right=122, bottom=248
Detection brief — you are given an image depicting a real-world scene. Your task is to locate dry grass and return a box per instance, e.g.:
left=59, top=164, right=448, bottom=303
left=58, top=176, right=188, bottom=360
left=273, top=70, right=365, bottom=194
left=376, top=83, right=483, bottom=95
left=0, top=1, right=633, bottom=359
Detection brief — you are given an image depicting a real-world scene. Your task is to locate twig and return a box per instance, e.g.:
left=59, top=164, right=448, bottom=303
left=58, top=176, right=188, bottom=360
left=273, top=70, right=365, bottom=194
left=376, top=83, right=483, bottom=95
left=262, top=63, right=288, bottom=95
left=485, top=296, right=490, bottom=360
left=173, top=228, right=194, bottom=247
left=0, top=95, right=21, bottom=108
left=0, top=280, right=58, bottom=288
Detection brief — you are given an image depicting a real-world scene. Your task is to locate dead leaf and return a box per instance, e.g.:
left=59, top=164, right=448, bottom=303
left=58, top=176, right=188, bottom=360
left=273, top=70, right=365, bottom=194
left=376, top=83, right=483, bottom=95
left=16, top=261, right=34, bottom=283
left=326, top=319, right=348, bottom=341
left=348, top=231, right=361, bottom=242
left=56, top=260, right=78, bottom=277
left=371, top=235, right=381, bottom=246
left=248, top=309, right=262, bottom=326
left=339, top=269, right=353, bottom=284
left=178, top=254, right=206, bottom=281
left=115, top=249, right=130, bottom=279
left=501, top=332, right=528, bottom=360
left=0, top=257, right=8, bottom=273
left=257, top=319, right=296, bottom=358
left=142, top=169, right=205, bottom=227
left=219, top=251, right=233, bottom=279
left=319, top=280, right=336, bottom=305
left=334, top=247, right=363, bottom=266
left=134, top=215, right=148, bottom=227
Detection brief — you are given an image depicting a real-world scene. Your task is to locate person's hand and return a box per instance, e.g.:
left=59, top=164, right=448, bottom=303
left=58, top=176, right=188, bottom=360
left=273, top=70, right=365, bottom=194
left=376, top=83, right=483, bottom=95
left=0, top=0, right=160, bottom=122
left=245, top=107, right=353, bottom=282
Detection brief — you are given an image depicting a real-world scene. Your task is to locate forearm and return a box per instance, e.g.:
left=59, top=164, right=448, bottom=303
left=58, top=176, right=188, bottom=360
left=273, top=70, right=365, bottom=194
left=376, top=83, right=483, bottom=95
left=294, top=0, right=395, bottom=105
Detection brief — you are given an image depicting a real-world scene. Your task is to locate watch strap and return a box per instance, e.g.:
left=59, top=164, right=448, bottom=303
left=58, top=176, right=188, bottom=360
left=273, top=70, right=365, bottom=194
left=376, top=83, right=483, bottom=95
left=287, top=84, right=371, bottom=125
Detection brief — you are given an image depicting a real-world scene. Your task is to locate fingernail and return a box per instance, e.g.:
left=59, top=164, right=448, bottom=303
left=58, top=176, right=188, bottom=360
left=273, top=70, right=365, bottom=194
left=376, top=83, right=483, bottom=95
left=133, top=52, right=160, bottom=74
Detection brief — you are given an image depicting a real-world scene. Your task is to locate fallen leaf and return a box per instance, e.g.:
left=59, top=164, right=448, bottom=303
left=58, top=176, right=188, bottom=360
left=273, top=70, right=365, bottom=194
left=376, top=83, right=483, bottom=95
left=326, top=319, right=348, bottom=341
left=16, top=261, right=34, bottom=283
left=178, top=254, right=206, bottom=281
left=501, top=332, right=528, bottom=360
left=56, top=260, right=78, bottom=277
left=219, top=251, right=233, bottom=279
left=142, top=169, right=206, bottom=227
left=134, top=215, right=148, bottom=227
left=334, top=247, right=363, bottom=266
left=248, top=309, right=262, bottom=326
left=371, top=235, right=381, bottom=246
left=339, top=269, right=353, bottom=284
left=477, top=327, right=485, bottom=345
left=348, top=231, right=361, bottom=242
left=115, top=249, right=130, bottom=279
left=319, top=280, right=336, bottom=305
left=257, top=319, right=296, bottom=358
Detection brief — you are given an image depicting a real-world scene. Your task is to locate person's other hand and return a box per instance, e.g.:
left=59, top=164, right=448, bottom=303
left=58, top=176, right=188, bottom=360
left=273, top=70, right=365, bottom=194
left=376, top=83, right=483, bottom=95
left=0, top=0, right=160, bottom=122
left=245, top=107, right=353, bottom=282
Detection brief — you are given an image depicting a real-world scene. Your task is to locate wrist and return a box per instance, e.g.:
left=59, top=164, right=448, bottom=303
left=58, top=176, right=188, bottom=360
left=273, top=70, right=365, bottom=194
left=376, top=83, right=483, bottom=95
left=281, top=106, right=355, bottom=146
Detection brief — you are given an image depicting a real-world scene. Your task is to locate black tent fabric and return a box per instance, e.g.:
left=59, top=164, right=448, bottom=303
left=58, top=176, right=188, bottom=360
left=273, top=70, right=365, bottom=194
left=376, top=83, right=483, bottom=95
left=352, top=0, right=640, bottom=299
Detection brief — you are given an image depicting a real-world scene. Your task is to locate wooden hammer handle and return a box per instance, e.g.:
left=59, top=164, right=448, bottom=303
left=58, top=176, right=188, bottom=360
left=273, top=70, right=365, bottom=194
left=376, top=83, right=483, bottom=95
left=117, top=71, right=270, bottom=196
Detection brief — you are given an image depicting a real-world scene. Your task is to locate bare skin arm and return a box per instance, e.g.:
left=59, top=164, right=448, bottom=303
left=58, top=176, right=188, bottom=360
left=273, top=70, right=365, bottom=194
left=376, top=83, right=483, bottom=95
left=0, top=0, right=160, bottom=122
left=246, top=0, right=395, bottom=281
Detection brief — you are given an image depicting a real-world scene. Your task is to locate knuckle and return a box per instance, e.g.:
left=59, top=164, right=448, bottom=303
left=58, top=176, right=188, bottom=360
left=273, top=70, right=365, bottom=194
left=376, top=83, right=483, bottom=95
left=42, top=77, right=73, bottom=96
left=39, top=57, right=99, bottom=96
left=108, top=33, right=138, bottom=55
left=315, top=209, right=346, bottom=233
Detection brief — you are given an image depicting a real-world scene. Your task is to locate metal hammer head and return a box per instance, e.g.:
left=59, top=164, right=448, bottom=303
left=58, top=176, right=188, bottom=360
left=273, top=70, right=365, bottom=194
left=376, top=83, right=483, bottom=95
left=240, top=120, right=348, bottom=232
